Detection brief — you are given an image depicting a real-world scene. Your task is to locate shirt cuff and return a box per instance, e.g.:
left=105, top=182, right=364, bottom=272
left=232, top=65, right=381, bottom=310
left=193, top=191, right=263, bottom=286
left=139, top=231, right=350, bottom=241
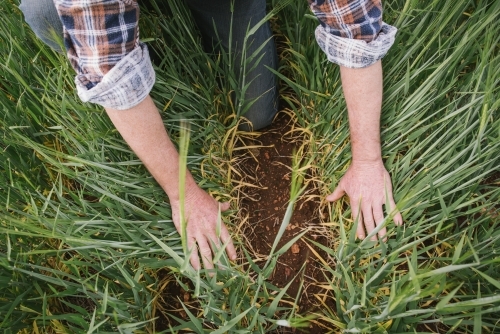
left=75, top=43, right=155, bottom=110
left=315, top=23, right=397, bottom=68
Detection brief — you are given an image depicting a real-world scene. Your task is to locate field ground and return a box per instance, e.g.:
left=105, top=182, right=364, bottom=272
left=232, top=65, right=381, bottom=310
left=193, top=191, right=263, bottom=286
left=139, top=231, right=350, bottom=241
left=1, top=0, right=499, bottom=333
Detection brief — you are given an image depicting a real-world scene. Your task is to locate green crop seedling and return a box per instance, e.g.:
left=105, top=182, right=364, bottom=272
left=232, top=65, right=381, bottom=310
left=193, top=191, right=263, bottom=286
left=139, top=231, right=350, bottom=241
left=0, top=0, right=499, bottom=332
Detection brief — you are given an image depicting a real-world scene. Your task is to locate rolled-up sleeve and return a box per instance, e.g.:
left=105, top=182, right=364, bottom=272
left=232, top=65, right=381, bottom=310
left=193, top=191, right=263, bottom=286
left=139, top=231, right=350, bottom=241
left=54, top=0, right=155, bottom=110
left=309, top=0, right=397, bottom=68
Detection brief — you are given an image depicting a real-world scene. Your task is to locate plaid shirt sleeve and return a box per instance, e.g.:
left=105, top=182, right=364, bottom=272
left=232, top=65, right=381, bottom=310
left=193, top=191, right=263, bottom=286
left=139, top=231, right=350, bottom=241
left=54, top=0, right=155, bottom=110
left=309, top=0, right=397, bottom=68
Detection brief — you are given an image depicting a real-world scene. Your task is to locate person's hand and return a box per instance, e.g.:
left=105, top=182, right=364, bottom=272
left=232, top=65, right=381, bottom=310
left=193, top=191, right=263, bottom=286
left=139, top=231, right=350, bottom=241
left=327, top=160, right=403, bottom=240
left=170, top=184, right=237, bottom=271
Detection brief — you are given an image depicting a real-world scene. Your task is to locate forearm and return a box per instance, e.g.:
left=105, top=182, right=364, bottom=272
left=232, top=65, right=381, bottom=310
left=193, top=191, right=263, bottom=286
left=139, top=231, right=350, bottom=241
left=340, top=60, right=383, bottom=164
left=328, top=60, right=402, bottom=240
left=104, top=95, right=196, bottom=202
left=315, top=1, right=402, bottom=238
left=52, top=1, right=235, bottom=268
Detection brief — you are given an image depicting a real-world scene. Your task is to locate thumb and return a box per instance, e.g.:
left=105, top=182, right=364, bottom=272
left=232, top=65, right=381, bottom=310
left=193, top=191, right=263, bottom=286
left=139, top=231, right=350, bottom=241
left=220, top=201, right=231, bottom=211
left=326, top=185, right=345, bottom=202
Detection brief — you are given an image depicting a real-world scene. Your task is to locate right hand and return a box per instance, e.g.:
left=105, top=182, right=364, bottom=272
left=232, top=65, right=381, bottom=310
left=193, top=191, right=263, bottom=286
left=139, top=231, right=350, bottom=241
left=170, top=185, right=237, bottom=271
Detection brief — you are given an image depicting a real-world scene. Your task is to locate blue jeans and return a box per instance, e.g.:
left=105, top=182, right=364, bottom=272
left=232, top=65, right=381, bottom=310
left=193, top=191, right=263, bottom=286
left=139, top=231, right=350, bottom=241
left=19, top=0, right=278, bottom=130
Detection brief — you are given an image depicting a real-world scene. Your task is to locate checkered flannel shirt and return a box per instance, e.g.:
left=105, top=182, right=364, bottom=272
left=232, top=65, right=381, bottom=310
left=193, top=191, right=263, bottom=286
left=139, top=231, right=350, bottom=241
left=53, top=0, right=397, bottom=110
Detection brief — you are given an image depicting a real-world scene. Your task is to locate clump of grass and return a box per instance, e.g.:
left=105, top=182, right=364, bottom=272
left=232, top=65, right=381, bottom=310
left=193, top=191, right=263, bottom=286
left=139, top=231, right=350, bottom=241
left=1, top=0, right=499, bottom=332
left=273, top=0, right=500, bottom=332
left=0, top=0, right=310, bottom=332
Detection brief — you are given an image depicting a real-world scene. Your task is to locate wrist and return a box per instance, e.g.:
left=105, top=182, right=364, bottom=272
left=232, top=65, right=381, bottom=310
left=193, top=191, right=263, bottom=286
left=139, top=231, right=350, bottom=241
left=350, top=140, right=382, bottom=165
left=164, top=173, right=199, bottom=204
left=351, top=155, right=383, bottom=165
left=351, top=157, right=385, bottom=170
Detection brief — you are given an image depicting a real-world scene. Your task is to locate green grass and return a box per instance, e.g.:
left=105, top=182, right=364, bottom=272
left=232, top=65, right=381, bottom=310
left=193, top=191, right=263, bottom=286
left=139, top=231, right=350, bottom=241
left=1, top=0, right=499, bottom=333
left=273, top=0, right=500, bottom=332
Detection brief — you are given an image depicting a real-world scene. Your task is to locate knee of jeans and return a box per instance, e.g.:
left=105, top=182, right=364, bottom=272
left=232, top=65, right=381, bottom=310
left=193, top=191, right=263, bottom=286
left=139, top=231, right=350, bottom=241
left=19, top=0, right=64, bottom=52
left=238, top=90, right=278, bottom=131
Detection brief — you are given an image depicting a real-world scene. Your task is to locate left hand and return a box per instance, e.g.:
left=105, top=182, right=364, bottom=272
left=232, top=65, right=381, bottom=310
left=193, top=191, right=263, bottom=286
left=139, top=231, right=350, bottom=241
left=327, top=160, right=403, bottom=241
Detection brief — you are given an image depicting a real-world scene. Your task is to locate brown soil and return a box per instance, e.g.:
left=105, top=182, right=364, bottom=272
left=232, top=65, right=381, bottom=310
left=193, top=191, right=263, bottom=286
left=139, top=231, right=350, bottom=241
left=239, top=112, right=335, bottom=333
left=154, top=274, right=200, bottom=332
left=155, top=112, right=335, bottom=332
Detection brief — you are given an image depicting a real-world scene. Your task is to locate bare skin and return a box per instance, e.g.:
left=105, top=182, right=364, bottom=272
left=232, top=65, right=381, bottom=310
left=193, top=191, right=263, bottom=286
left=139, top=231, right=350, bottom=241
left=327, top=60, right=403, bottom=240
left=105, top=96, right=237, bottom=271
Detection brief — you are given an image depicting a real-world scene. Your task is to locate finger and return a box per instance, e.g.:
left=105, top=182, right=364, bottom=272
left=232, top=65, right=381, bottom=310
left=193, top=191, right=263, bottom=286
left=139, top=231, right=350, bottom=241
left=393, top=211, right=403, bottom=226
left=187, top=238, right=201, bottom=271
left=207, top=234, right=226, bottom=270
left=388, top=197, right=403, bottom=226
left=351, top=199, right=365, bottom=240
left=327, top=185, right=345, bottom=202
left=197, top=237, right=214, bottom=272
left=373, top=205, right=387, bottom=241
left=220, top=224, right=237, bottom=261
left=361, top=203, right=376, bottom=241
left=220, top=201, right=230, bottom=212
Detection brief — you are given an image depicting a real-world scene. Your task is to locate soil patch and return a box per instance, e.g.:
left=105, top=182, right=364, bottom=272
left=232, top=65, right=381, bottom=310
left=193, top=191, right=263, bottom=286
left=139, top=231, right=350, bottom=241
left=155, top=113, right=335, bottom=333
left=154, top=273, right=199, bottom=331
left=239, top=112, right=335, bottom=333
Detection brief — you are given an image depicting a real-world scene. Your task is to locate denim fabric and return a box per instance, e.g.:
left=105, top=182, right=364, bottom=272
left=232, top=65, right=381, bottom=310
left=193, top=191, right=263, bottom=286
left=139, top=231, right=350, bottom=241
left=186, top=0, right=279, bottom=130
left=19, top=0, right=64, bottom=52
left=19, top=0, right=278, bottom=130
